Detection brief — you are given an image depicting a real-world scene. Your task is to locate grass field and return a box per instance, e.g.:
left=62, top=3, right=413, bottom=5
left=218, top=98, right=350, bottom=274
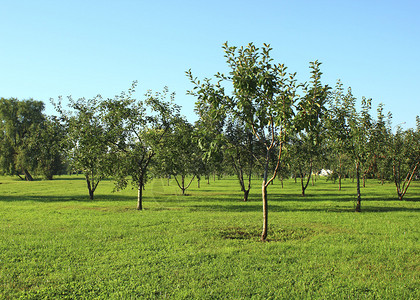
left=0, top=174, right=419, bottom=299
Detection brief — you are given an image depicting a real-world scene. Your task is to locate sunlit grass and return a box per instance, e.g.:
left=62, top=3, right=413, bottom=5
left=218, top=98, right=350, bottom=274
left=0, top=175, right=419, bottom=299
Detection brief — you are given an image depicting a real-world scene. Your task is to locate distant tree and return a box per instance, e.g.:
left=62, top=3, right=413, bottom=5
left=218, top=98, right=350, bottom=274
left=224, top=118, right=259, bottom=201
left=194, top=85, right=260, bottom=200
left=347, top=95, right=373, bottom=212
left=0, top=98, right=45, bottom=181
left=389, top=118, right=420, bottom=200
left=288, top=132, right=317, bottom=196
left=369, top=104, right=392, bottom=184
left=290, top=61, right=330, bottom=196
left=326, top=83, right=373, bottom=211
left=156, top=118, right=201, bottom=195
left=32, top=116, right=67, bottom=180
left=325, top=81, right=353, bottom=190
left=194, top=98, right=225, bottom=186
left=101, top=83, right=180, bottom=210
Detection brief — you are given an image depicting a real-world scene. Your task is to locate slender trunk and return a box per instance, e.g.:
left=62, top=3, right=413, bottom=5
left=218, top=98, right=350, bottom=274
left=355, top=161, right=361, bottom=212
left=137, top=176, right=143, bottom=210
left=261, top=182, right=268, bottom=241
left=399, top=162, right=419, bottom=200
left=233, top=156, right=249, bottom=201
left=85, top=176, right=94, bottom=200
left=197, top=176, right=200, bottom=188
left=300, top=172, right=305, bottom=196
left=86, top=177, right=93, bottom=200
left=243, top=189, right=250, bottom=202
left=300, top=164, right=312, bottom=197
left=243, top=165, right=252, bottom=202
left=182, top=175, right=185, bottom=195
left=23, top=169, right=34, bottom=181
left=259, top=139, right=283, bottom=242
left=393, top=164, right=402, bottom=200
left=261, top=155, right=269, bottom=241
left=174, top=175, right=195, bottom=195
left=338, top=174, right=342, bottom=191
left=338, top=159, right=342, bottom=190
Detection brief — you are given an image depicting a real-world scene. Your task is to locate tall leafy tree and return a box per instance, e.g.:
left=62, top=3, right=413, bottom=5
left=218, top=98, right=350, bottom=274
left=0, top=98, right=45, bottom=181
left=188, top=42, right=306, bottom=241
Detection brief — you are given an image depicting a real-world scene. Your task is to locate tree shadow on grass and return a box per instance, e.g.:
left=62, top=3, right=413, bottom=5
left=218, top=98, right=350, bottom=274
left=0, top=194, right=135, bottom=203
left=186, top=202, right=420, bottom=213
left=257, top=192, right=419, bottom=203
left=362, top=206, right=420, bottom=212
left=187, top=203, right=352, bottom=213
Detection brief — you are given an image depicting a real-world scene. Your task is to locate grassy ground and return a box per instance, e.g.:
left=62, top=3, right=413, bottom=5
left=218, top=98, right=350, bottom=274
left=0, top=174, right=419, bottom=299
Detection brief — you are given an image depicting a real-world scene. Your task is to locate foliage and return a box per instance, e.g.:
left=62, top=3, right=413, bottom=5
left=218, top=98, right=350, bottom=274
left=32, top=116, right=68, bottom=179
left=155, top=118, right=202, bottom=195
left=388, top=121, right=420, bottom=200
left=188, top=42, right=302, bottom=241
left=100, top=82, right=180, bottom=209
left=188, top=42, right=333, bottom=240
left=53, top=94, right=112, bottom=200
left=0, top=98, right=59, bottom=180
left=288, top=61, right=330, bottom=196
left=224, top=117, right=261, bottom=201
left=326, top=84, right=375, bottom=211
left=194, top=99, right=225, bottom=185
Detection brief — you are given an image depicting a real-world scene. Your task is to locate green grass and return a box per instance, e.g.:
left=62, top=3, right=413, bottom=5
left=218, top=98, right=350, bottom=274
left=0, top=175, right=419, bottom=299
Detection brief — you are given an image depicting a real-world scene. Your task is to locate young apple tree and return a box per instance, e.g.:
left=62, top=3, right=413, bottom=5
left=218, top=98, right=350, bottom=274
left=100, top=83, right=180, bottom=210
left=188, top=42, right=312, bottom=241
left=53, top=94, right=111, bottom=200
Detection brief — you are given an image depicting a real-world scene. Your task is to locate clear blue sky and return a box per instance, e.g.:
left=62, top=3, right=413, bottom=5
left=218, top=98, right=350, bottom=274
left=1, top=0, right=419, bottom=129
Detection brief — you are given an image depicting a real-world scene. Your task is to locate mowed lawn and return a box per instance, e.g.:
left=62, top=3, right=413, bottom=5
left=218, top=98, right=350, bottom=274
left=0, top=175, right=419, bottom=299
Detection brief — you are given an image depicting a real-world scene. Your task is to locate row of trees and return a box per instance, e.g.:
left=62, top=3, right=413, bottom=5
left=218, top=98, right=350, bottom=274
left=1, top=43, right=419, bottom=241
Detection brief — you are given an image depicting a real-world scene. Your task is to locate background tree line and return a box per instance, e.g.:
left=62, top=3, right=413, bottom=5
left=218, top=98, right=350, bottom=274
left=1, top=43, right=419, bottom=241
